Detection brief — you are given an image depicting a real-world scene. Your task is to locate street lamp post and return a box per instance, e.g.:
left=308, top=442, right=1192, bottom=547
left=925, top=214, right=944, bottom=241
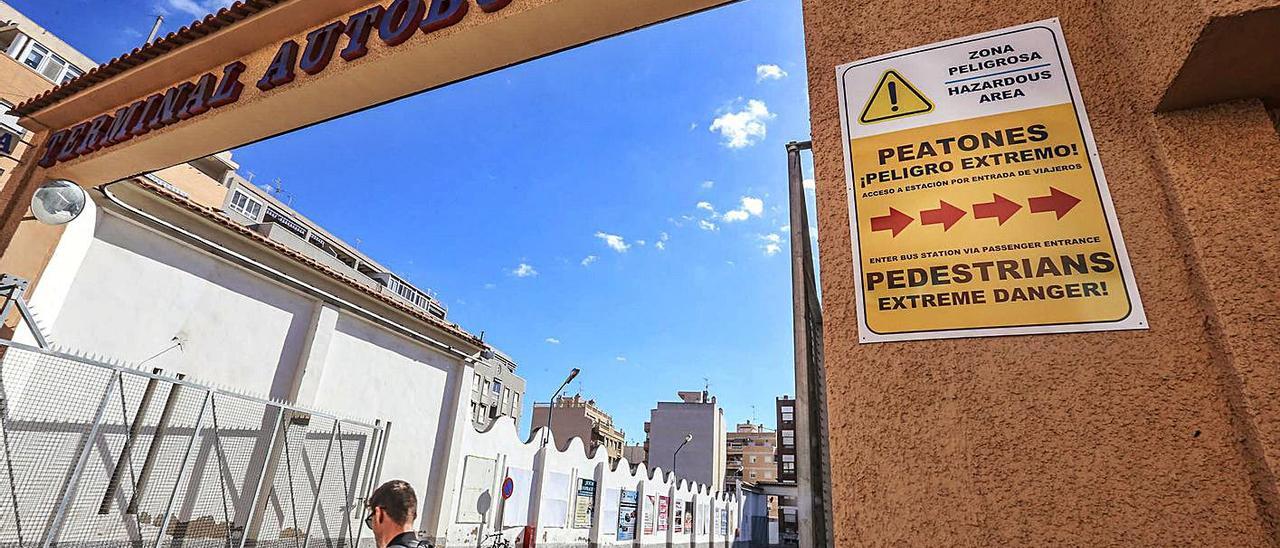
left=543, top=367, right=580, bottom=448
left=673, top=433, right=693, bottom=477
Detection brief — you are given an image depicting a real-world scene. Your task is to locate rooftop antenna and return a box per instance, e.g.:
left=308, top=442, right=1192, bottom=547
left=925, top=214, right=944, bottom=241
left=268, top=178, right=295, bottom=206
left=145, top=15, right=164, bottom=45
left=244, top=171, right=256, bottom=182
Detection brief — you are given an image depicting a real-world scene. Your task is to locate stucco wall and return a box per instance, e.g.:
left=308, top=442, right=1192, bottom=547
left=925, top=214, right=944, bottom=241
left=801, top=0, right=1280, bottom=545
left=41, top=210, right=313, bottom=398
left=648, top=403, right=727, bottom=490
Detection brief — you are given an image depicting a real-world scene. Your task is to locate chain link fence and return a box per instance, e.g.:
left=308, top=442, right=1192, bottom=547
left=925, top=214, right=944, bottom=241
left=0, top=338, right=387, bottom=548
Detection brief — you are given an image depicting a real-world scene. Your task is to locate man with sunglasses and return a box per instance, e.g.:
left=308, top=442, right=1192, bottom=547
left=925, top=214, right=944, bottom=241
left=364, top=480, right=431, bottom=548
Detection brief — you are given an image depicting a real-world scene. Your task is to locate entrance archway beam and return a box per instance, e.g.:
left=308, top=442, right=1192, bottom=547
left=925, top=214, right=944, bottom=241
left=15, top=0, right=740, bottom=187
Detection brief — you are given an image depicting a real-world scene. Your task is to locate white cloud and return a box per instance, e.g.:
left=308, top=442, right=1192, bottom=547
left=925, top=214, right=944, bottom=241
left=779, top=224, right=791, bottom=232
left=722, top=196, right=764, bottom=223
left=655, top=241, right=666, bottom=250
left=483, top=283, right=497, bottom=290
left=545, top=337, right=561, bottom=344
left=616, top=356, right=627, bottom=362
left=636, top=240, right=647, bottom=246
left=761, top=233, right=784, bottom=256
left=660, top=232, right=670, bottom=241
left=512, top=263, right=538, bottom=278
left=710, top=99, right=774, bottom=149
left=756, top=64, right=788, bottom=82
left=156, top=0, right=234, bottom=18
left=595, top=231, right=631, bottom=253
left=581, top=255, right=598, bottom=267
left=698, top=219, right=718, bottom=232
left=803, top=178, right=816, bottom=190
left=701, top=180, right=715, bottom=189
left=696, top=201, right=716, bottom=215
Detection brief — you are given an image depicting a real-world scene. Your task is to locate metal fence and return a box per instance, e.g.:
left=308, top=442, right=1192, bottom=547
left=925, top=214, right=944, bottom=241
left=0, top=338, right=387, bottom=548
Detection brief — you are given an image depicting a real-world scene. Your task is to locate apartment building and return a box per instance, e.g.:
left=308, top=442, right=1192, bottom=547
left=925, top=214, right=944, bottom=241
left=644, top=390, right=728, bottom=488
left=469, top=347, right=526, bottom=430
left=726, top=421, right=778, bottom=488
left=776, top=395, right=797, bottom=483
left=530, top=393, right=626, bottom=461
left=0, top=1, right=94, bottom=189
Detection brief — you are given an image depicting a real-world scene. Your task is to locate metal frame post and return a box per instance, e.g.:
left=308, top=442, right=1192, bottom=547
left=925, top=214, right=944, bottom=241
left=301, top=422, right=339, bottom=548
left=42, top=371, right=121, bottom=548
left=99, top=369, right=163, bottom=514
left=239, top=406, right=284, bottom=548
left=154, top=390, right=212, bottom=547
left=350, top=422, right=380, bottom=548
left=129, top=374, right=186, bottom=514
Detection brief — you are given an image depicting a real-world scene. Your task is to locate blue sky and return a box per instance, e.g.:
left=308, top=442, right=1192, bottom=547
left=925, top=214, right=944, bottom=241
left=13, top=0, right=819, bottom=442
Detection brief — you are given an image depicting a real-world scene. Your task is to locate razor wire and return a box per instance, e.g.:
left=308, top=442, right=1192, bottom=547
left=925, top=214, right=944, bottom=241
left=0, top=338, right=386, bottom=548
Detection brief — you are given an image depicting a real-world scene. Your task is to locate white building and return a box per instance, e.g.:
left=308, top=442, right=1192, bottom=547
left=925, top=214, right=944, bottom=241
left=644, top=390, right=728, bottom=490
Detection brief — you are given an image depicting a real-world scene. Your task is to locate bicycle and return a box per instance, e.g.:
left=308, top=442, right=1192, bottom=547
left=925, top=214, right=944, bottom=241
left=481, top=532, right=511, bottom=548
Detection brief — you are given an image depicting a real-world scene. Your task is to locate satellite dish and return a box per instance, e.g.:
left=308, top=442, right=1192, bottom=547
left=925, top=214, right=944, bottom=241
left=31, top=179, right=86, bottom=225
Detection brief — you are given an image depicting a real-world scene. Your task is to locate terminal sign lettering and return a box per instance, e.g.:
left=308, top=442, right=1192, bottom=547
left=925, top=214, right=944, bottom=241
left=35, top=0, right=513, bottom=169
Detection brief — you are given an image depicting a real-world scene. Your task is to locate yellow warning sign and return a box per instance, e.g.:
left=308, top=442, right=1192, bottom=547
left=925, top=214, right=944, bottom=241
left=858, top=69, right=933, bottom=125
left=836, top=19, right=1147, bottom=343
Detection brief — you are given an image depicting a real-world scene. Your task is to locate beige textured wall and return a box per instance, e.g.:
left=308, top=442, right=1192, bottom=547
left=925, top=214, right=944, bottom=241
left=801, top=0, right=1280, bottom=545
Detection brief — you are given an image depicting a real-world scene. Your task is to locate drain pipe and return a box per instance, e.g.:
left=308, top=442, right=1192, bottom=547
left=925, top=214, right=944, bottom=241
left=98, top=180, right=483, bottom=366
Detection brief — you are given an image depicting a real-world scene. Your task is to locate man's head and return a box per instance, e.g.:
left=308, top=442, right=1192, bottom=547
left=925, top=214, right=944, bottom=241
left=366, top=480, right=417, bottom=546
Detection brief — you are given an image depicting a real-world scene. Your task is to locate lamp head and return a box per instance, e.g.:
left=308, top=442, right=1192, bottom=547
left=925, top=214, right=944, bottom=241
left=683, top=433, right=694, bottom=443
left=566, top=368, right=580, bottom=383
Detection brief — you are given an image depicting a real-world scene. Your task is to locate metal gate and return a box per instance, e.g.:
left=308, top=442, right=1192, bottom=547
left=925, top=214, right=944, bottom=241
left=0, top=338, right=388, bottom=548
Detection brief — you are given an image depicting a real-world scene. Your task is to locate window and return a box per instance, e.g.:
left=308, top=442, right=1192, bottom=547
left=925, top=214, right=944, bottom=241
left=782, top=411, right=794, bottom=422
left=60, top=65, right=83, bottom=85
left=782, top=463, right=795, bottom=472
left=40, top=53, right=67, bottom=82
left=493, top=380, right=503, bottom=394
left=512, top=393, right=520, bottom=414
left=782, top=432, right=795, bottom=446
left=782, top=455, right=795, bottom=463
left=22, top=41, right=47, bottom=69
left=15, top=39, right=84, bottom=84
left=473, top=374, right=482, bottom=393
left=503, top=388, right=511, bottom=411
left=228, top=190, right=263, bottom=220
left=749, top=456, right=756, bottom=464
left=0, top=101, right=23, bottom=136
left=749, top=471, right=757, bottom=479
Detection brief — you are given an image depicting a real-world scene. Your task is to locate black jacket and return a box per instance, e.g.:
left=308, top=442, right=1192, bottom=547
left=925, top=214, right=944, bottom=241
left=387, top=532, right=431, bottom=548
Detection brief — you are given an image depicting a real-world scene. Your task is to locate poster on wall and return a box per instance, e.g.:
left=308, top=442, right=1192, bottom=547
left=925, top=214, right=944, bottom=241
left=657, top=496, right=669, bottom=532
left=684, top=501, right=695, bottom=533
left=835, top=18, right=1147, bottom=343
left=617, top=490, right=638, bottom=541
left=455, top=456, right=496, bottom=524
left=674, top=500, right=684, bottom=533
left=718, top=507, right=728, bottom=536
left=643, top=495, right=656, bottom=535
left=501, top=467, right=533, bottom=527
left=540, top=472, right=572, bottom=528
left=600, top=488, right=621, bottom=536
left=572, top=478, right=597, bottom=528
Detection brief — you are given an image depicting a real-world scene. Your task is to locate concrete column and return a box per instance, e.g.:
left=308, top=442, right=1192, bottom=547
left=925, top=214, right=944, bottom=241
left=425, top=360, right=479, bottom=541
left=589, top=462, right=605, bottom=547
left=800, top=0, right=1280, bottom=545
left=288, top=302, right=338, bottom=405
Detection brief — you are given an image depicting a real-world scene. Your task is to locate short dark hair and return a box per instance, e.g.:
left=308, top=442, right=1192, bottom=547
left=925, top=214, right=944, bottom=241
left=368, top=480, right=417, bottom=525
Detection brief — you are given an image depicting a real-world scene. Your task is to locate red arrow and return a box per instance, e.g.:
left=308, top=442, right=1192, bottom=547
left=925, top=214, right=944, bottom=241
left=972, top=194, right=1022, bottom=225
left=870, top=208, right=913, bottom=237
left=919, top=200, right=966, bottom=231
left=1029, top=187, right=1081, bottom=219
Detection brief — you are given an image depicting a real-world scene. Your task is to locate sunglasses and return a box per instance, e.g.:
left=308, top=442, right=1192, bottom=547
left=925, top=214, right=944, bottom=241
left=364, top=507, right=377, bottom=530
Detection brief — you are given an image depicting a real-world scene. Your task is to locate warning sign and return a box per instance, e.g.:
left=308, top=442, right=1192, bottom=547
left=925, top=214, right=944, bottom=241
left=859, top=69, right=934, bottom=124
left=835, top=19, right=1146, bottom=343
